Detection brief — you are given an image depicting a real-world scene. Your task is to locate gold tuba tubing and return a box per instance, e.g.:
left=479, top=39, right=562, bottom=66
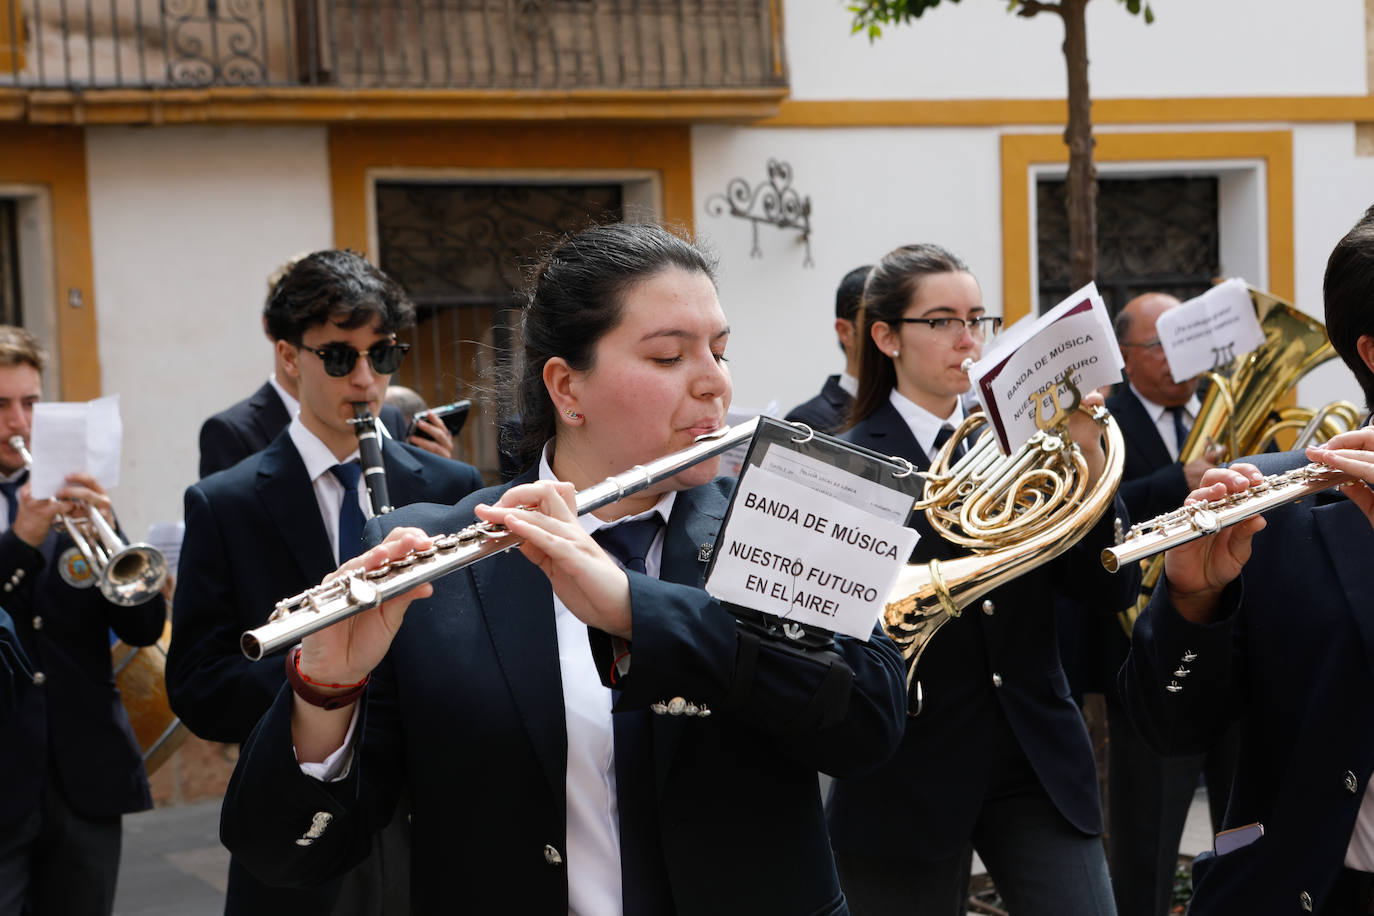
left=8, top=435, right=168, bottom=607
left=882, top=387, right=1126, bottom=709
left=1117, top=287, right=1358, bottom=635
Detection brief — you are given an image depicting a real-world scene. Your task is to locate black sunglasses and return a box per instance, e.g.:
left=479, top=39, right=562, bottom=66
left=298, top=341, right=411, bottom=378
left=887, top=316, right=1003, bottom=337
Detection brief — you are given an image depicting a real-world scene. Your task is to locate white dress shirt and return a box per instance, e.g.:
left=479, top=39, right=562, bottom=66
left=286, top=416, right=371, bottom=564
left=887, top=389, right=965, bottom=461
left=837, top=372, right=859, bottom=399
left=1128, top=383, right=1201, bottom=462
left=539, top=445, right=674, bottom=916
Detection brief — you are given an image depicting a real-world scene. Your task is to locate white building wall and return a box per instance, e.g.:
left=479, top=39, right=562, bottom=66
left=1292, top=122, right=1374, bottom=411
left=86, top=125, right=332, bottom=543
left=785, top=0, right=1368, bottom=101
left=694, top=123, right=1004, bottom=418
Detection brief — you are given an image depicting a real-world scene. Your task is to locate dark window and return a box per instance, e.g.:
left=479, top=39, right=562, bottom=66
left=1037, top=175, right=1220, bottom=319
left=375, top=181, right=623, bottom=481
left=0, top=200, right=20, bottom=327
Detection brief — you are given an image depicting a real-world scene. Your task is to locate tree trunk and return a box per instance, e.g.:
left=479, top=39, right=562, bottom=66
left=1061, top=0, right=1096, bottom=290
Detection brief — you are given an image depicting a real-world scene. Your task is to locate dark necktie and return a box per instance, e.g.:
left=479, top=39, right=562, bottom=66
left=933, top=424, right=965, bottom=463
left=0, top=471, right=25, bottom=526
left=329, top=462, right=366, bottom=564
left=1168, top=406, right=1190, bottom=457
left=591, top=516, right=673, bottom=916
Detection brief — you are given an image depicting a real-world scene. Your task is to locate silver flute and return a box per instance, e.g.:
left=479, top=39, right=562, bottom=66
left=1101, top=461, right=1351, bottom=572
left=240, top=418, right=760, bottom=660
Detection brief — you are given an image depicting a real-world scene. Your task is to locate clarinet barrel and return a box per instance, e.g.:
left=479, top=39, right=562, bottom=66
left=350, top=402, right=393, bottom=515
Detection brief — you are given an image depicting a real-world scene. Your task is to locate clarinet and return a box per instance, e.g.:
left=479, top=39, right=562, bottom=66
left=349, top=402, right=393, bottom=515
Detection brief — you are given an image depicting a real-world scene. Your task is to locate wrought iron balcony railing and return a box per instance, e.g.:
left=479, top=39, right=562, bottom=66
left=0, top=0, right=786, bottom=91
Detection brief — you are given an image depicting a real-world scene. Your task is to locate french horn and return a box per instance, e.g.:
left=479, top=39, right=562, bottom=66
left=882, top=373, right=1125, bottom=710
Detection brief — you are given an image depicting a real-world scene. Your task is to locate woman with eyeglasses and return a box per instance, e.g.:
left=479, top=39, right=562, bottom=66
left=825, top=244, right=1130, bottom=916
left=218, top=224, right=908, bottom=915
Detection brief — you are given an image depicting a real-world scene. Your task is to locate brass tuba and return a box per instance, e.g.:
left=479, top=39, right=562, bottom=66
left=882, top=374, right=1125, bottom=711
left=1115, top=287, right=1360, bottom=635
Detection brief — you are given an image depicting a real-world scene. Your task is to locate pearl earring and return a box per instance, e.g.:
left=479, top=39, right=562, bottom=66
left=891, top=349, right=899, bottom=358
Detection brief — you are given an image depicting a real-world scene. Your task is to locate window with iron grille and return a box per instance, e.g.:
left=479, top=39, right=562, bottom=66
left=1037, top=175, right=1220, bottom=320
left=376, top=180, right=623, bottom=481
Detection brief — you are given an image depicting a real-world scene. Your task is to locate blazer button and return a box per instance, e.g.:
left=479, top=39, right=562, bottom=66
left=1300, top=890, right=1313, bottom=911
left=31, top=615, right=41, bottom=629
left=31, top=671, right=45, bottom=686
left=991, top=673, right=1003, bottom=688
left=981, top=599, right=995, bottom=616
left=1345, top=770, right=1360, bottom=794
left=543, top=844, right=563, bottom=866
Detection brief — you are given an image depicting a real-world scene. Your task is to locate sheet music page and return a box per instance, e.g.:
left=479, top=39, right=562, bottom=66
left=29, top=395, right=122, bottom=498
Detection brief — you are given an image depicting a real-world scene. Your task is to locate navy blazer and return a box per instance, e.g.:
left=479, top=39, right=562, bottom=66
left=220, top=476, right=908, bottom=915
left=0, top=520, right=167, bottom=831
left=785, top=375, right=854, bottom=436
left=199, top=381, right=406, bottom=480
left=827, top=398, right=1136, bottom=860
left=168, top=430, right=482, bottom=744
left=1106, top=385, right=1191, bottom=523
left=1121, top=449, right=1374, bottom=915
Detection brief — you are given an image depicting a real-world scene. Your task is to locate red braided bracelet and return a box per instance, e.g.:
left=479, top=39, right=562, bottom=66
left=285, top=645, right=369, bottom=710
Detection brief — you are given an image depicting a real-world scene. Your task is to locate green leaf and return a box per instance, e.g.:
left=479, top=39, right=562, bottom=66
left=1144, top=4, right=1155, bottom=23
left=1125, top=0, right=1140, bottom=13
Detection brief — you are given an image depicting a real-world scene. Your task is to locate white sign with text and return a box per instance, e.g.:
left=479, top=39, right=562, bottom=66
left=705, top=467, right=917, bottom=640
left=968, top=283, right=1122, bottom=453
left=1155, top=279, right=1264, bottom=383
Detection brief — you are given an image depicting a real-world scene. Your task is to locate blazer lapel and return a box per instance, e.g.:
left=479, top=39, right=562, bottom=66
left=1312, top=497, right=1374, bottom=680
left=1113, top=387, right=1173, bottom=469
left=380, top=438, right=427, bottom=506
left=650, top=484, right=730, bottom=788
left=470, top=474, right=568, bottom=808
left=255, top=434, right=336, bottom=583
left=249, top=381, right=290, bottom=450
left=850, top=400, right=931, bottom=469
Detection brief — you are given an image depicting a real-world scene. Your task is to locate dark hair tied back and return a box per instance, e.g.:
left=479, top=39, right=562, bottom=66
left=509, top=223, right=716, bottom=472
left=849, top=243, right=971, bottom=428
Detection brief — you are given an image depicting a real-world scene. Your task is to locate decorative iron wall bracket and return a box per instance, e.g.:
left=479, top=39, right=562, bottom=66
left=706, top=159, right=813, bottom=267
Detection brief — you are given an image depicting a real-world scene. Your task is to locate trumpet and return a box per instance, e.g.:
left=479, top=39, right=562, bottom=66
left=1102, top=460, right=1351, bottom=571
left=8, top=436, right=168, bottom=606
left=240, top=419, right=760, bottom=660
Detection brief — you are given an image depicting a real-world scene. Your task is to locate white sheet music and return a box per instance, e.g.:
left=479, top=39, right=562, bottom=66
left=29, top=395, right=122, bottom=499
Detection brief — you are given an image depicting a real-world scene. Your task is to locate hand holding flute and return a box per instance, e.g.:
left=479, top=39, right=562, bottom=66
left=293, top=527, right=433, bottom=761
left=1160, top=426, right=1374, bottom=625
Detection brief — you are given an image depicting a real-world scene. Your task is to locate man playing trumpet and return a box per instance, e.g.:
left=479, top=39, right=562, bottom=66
left=1121, top=205, right=1374, bottom=915
left=0, top=326, right=167, bottom=916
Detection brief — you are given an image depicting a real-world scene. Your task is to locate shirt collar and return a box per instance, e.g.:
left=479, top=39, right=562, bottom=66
left=1129, top=381, right=1201, bottom=424
left=537, top=442, right=675, bottom=535
left=888, top=388, right=964, bottom=459
left=269, top=374, right=300, bottom=423
left=837, top=372, right=859, bottom=399
left=288, top=415, right=360, bottom=483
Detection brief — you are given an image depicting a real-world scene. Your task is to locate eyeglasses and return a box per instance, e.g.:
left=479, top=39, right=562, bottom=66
left=887, top=316, right=1003, bottom=340
left=1120, top=338, right=1164, bottom=352
left=298, top=341, right=410, bottom=378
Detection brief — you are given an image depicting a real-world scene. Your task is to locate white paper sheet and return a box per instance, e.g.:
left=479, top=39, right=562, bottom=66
left=29, top=395, right=122, bottom=499
left=1155, top=279, right=1265, bottom=383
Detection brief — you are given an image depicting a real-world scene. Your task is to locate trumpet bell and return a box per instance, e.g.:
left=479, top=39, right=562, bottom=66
left=99, top=542, right=169, bottom=607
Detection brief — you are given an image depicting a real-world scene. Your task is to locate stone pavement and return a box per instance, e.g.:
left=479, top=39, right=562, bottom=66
left=110, top=789, right=1219, bottom=915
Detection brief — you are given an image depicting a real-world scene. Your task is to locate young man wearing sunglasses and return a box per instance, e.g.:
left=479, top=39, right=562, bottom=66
left=167, top=250, right=483, bottom=916
left=197, top=256, right=455, bottom=480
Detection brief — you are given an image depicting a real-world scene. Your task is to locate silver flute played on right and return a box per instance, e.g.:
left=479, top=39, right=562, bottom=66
left=1102, top=461, right=1352, bottom=573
